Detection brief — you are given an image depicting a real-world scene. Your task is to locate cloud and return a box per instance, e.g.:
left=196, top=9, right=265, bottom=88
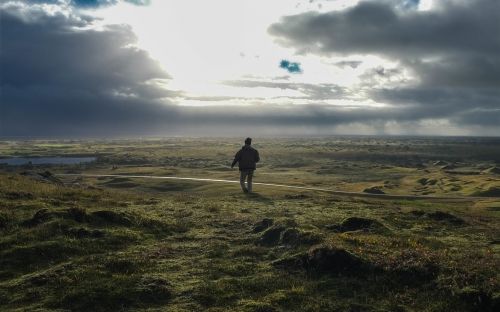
left=0, top=3, right=179, bottom=137
left=269, top=0, right=500, bottom=59
left=1, top=0, right=499, bottom=137
left=268, top=0, right=500, bottom=132
left=71, top=0, right=151, bottom=7
left=12, top=0, right=151, bottom=8
left=223, top=80, right=346, bottom=100
left=279, top=59, right=303, bottom=73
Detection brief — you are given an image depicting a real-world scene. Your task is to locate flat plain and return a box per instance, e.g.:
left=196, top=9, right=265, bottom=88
left=0, top=136, right=499, bottom=311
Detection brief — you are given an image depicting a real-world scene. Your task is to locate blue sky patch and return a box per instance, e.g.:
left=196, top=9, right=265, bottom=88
left=280, top=60, right=302, bottom=73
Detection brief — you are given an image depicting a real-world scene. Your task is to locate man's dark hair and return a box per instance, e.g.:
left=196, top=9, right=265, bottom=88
left=245, top=137, right=252, bottom=145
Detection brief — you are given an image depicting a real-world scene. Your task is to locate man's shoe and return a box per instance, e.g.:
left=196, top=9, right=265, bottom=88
left=243, top=189, right=249, bottom=193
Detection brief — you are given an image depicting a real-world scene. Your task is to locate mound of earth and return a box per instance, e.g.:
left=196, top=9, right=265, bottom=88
left=474, top=187, right=500, bottom=197
left=90, top=210, right=134, bottom=226
left=66, top=227, right=105, bottom=238
left=407, top=210, right=465, bottom=225
left=257, top=226, right=286, bottom=246
left=22, top=207, right=88, bottom=227
left=456, top=287, right=500, bottom=311
left=102, top=177, right=138, bottom=188
left=20, top=171, right=62, bottom=184
left=383, top=250, right=440, bottom=284
left=363, top=186, right=385, bottom=195
left=252, top=218, right=274, bottom=233
left=417, top=178, right=438, bottom=186
left=409, top=210, right=466, bottom=225
left=326, top=217, right=388, bottom=233
left=485, top=167, right=500, bottom=174
left=425, top=211, right=465, bottom=225
left=280, top=228, right=322, bottom=246
left=0, top=212, right=10, bottom=228
left=273, top=246, right=366, bottom=274
left=408, top=210, right=426, bottom=217
left=21, top=208, right=137, bottom=227
left=433, top=160, right=447, bottom=166
left=3, top=191, right=34, bottom=200
left=256, top=226, right=321, bottom=247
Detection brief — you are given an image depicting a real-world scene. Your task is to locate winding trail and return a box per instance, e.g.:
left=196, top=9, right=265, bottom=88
left=55, top=173, right=488, bottom=201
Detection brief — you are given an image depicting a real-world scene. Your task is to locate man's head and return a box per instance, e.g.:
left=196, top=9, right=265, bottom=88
left=244, top=137, right=252, bottom=145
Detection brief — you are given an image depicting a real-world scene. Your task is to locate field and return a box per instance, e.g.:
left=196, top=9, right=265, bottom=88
left=0, top=136, right=499, bottom=311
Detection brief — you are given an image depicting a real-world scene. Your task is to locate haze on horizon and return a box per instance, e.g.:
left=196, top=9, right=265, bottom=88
left=1, top=0, right=499, bottom=138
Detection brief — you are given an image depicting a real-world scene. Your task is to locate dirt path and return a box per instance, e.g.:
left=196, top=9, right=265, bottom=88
left=55, top=173, right=489, bottom=202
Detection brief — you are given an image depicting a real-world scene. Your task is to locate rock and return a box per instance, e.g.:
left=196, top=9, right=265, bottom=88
left=363, top=186, right=385, bottom=195
left=252, top=218, right=274, bottom=233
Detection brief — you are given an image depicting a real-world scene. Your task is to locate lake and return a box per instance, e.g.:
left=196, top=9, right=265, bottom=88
left=0, top=157, right=96, bottom=166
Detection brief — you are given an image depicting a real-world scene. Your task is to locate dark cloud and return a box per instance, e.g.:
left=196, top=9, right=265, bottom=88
left=279, top=59, right=303, bottom=73
left=0, top=3, right=180, bottom=137
left=334, top=60, right=362, bottom=69
left=269, top=0, right=500, bottom=58
left=1, top=0, right=499, bottom=137
left=17, top=0, right=151, bottom=7
left=72, top=0, right=151, bottom=7
left=269, top=0, right=500, bottom=131
left=223, top=80, right=346, bottom=100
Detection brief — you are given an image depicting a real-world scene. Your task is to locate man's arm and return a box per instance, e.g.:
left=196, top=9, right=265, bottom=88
left=255, top=149, right=260, bottom=163
left=231, top=150, right=241, bottom=168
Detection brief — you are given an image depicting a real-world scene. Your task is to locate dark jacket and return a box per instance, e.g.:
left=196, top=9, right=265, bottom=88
left=232, top=145, right=260, bottom=171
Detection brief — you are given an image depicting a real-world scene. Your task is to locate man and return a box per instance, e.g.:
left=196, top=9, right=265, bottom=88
left=231, top=137, right=260, bottom=193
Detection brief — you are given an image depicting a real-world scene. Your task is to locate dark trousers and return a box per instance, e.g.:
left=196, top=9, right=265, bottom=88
left=239, top=169, right=254, bottom=192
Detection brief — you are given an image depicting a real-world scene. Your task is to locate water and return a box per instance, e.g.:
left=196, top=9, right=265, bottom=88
left=0, top=157, right=96, bottom=166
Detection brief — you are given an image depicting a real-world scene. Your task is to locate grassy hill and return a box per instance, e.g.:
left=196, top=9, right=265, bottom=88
left=0, top=137, right=499, bottom=311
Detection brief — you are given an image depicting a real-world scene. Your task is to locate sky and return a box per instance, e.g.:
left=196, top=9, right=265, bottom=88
left=0, top=0, right=499, bottom=137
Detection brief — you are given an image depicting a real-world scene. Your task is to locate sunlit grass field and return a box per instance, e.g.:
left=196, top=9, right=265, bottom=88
left=0, top=137, right=499, bottom=311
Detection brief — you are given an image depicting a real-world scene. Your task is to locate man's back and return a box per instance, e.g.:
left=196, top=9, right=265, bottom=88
left=233, top=145, right=260, bottom=170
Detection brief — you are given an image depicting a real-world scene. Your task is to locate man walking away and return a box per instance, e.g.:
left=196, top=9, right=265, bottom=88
left=231, top=137, right=260, bottom=193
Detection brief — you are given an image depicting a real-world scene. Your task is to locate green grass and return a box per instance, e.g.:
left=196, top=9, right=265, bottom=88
left=0, top=137, right=499, bottom=311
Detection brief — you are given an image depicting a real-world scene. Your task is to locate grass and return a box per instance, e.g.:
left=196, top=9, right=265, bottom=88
left=0, top=137, right=499, bottom=311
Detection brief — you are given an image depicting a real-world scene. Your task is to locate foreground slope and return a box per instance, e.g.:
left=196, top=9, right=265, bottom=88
left=0, top=171, right=498, bottom=311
